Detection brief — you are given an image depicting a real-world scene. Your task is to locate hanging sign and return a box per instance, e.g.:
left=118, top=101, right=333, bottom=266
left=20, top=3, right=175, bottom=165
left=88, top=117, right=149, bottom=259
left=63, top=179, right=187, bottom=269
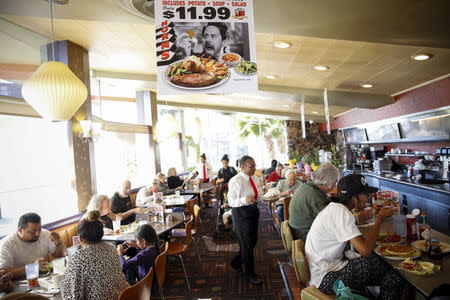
left=155, top=0, right=258, bottom=95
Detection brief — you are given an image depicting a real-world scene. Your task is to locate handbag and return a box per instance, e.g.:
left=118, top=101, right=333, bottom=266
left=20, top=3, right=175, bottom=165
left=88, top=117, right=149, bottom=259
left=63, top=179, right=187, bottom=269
left=333, top=280, right=369, bottom=300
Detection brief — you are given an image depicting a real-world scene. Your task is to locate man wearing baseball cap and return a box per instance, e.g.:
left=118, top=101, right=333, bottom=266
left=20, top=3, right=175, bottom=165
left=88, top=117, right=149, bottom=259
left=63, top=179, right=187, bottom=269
left=304, top=174, right=405, bottom=299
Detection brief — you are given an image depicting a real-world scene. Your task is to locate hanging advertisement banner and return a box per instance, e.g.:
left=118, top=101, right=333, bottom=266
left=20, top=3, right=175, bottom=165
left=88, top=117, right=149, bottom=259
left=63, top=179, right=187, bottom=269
left=155, top=0, right=258, bottom=95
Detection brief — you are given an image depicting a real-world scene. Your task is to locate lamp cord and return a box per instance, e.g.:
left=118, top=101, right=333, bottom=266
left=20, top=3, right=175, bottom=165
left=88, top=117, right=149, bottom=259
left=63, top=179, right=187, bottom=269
left=49, top=0, right=55, bottom=61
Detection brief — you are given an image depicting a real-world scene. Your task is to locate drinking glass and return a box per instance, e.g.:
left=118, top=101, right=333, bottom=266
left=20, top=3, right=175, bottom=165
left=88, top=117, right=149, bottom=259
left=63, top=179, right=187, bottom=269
left=52, top=257, right=66, bottom=274
left=25, top=262, right=39, bottom=287
left=392, top=214, right=407, bottom=238
left=175, top=190, right=181, bottom=198
left=112, top=220, right=121, bottom=235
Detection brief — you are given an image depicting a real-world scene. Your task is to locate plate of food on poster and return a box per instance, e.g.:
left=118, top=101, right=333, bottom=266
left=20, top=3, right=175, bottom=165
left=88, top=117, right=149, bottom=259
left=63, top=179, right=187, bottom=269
left=165, top=55, right=230, bottom=90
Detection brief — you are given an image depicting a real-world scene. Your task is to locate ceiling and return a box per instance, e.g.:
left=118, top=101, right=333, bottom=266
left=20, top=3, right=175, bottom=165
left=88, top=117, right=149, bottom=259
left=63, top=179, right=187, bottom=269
left=0, top=0, right=449, bottom=121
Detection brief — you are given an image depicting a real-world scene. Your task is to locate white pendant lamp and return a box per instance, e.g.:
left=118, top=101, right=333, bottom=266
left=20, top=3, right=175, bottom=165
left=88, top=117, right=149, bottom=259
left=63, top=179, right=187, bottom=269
left=21, top=0, right=88, bottom=121
left=22, top=61, right=88, bottom=121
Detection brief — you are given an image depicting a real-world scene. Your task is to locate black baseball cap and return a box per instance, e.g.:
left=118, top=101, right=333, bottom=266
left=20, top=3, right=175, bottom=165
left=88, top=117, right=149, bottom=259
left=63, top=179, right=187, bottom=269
left=337, top=174, right=378, bottom=197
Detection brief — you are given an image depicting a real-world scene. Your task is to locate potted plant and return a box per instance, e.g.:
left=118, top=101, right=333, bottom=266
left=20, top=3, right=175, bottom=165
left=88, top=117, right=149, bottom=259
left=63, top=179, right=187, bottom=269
left=311, top=151, right=321, bottom=171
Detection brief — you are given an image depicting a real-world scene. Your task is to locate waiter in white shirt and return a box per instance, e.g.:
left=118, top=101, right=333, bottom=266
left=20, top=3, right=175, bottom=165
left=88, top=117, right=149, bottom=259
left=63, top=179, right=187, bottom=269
left=195, top=153, right=213, bottom=183
left=227, top=155, right=263, bottom=285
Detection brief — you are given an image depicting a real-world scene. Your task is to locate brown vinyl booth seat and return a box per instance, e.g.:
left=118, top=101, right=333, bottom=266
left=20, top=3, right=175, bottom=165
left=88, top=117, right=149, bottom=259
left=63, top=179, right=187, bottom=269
left=52, top=223, right=79, bottom=248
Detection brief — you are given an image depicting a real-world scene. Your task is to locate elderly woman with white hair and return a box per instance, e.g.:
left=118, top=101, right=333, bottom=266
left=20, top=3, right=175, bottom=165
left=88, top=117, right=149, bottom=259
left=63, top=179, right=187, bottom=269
left=86, top=194, right=139, bottom=234
left=288, top=162, right=340, bottom=241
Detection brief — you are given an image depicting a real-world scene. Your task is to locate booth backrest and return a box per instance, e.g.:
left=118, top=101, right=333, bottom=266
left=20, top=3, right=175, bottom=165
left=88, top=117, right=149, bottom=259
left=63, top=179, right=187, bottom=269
left=52, top=222, right=79, bottom=248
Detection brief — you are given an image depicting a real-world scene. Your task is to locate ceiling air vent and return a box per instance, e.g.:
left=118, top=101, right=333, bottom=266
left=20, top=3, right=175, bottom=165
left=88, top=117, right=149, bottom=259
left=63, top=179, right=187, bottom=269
left=113, top=0, right=155, bottom=21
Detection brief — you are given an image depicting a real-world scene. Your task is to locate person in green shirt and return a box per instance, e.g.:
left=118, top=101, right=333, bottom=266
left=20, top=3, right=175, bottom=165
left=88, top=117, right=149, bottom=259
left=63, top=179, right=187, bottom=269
left=288, top=163, right=340, bottom=242
left=275, top=170, right=302, bottom=221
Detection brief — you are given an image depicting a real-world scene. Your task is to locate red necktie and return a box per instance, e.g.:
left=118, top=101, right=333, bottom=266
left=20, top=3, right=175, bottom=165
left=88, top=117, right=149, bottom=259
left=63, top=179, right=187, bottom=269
left=249, top=177, right=258, bottom=200
left=203, top=164, right=207, bottom=183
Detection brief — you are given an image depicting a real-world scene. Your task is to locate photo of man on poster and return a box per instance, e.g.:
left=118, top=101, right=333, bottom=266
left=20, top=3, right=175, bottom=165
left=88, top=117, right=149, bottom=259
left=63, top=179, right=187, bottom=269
left=201, top=22, right=230, bottom=60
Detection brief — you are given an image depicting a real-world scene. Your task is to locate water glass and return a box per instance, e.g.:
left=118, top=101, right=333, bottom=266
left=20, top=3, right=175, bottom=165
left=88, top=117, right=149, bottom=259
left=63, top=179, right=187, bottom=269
left=392, top=214, right=407, bottom=238
left=112, top=220, right=121, bottom=235
left=52, top=257, right=66, bottom=274
left=175, top=190, right=181, bottom=198
left=25, top=262, right=39, bottom=287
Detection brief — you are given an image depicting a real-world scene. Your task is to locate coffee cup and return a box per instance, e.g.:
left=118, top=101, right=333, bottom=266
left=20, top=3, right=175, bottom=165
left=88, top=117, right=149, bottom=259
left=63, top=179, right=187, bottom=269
left=52, top=273, right=64, bottom=289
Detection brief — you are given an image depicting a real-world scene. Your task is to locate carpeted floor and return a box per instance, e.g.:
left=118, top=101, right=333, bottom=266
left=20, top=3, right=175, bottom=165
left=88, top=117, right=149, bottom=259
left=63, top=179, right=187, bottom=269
left=161, top=196, right=291, bottom=300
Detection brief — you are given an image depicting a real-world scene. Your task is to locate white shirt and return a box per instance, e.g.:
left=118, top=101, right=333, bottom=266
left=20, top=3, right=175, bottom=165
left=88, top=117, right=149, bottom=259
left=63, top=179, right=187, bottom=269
left=0, top=229, right=57, bottom=269
left=136, top=186, right=154, bottom=207
left=305, top=202, right=362, bottom=288
left=195, top=162, right=213, bottom=180
left=227, top=172, right=263, bottom=207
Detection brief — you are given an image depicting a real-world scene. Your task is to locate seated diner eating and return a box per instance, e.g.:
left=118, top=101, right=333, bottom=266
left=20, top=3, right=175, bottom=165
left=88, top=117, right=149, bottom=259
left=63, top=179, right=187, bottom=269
left=288, top=162, right=340, bottom=241
left=117, top=224, right=159, bottom=290
left=111, top=179, right=135, bottom=225
left=61, top=210, right=129, bottom=300
left=305, top=174, right=405, bottom=299
left=136, top=179, right=161, bottom=207
left=274, top=169, right=302, bottom=221
left=0, top=213, right=67, bottom=278
left=86, top=194, right=139, bottom=233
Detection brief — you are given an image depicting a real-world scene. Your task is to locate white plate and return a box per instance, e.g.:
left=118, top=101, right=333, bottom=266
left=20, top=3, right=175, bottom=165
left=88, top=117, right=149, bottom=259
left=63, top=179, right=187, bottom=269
left=411, top=240, right=450, bottom=253
left=375, top=246, right=422, bottom=261
left=164, top=59, right=230, bottom=90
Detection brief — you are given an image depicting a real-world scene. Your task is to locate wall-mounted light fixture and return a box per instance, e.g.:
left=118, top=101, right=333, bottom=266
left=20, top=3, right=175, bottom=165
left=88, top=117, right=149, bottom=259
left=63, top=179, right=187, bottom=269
left=79, top=120, right=102, bottom=143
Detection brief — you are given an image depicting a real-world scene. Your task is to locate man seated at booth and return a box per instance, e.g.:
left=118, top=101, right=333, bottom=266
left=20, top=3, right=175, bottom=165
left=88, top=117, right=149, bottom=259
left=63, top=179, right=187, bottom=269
left=136, top=179, right=161, bottom=207
left=274, top=169, right=302, bottom=221
left=111, top=179, right=136, bottom=225
left=0, top=213, right=67, bottom=278
left=266, top=163, right=284, bottom=184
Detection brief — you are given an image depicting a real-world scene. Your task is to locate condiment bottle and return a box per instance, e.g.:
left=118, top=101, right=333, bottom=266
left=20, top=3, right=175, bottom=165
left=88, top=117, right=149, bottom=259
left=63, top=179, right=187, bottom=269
left=406, top=214, right=418, bottom=242
left=419, top=211, right=431, bottom=240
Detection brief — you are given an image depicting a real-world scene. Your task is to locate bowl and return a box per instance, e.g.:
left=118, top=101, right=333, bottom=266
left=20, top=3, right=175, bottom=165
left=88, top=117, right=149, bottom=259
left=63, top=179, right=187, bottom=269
left=220, top=53, right=241, bottom=67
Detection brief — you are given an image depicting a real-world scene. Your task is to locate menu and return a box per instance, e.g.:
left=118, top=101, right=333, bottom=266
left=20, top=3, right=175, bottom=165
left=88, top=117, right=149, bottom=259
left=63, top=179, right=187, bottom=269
left=155, top=0, right=257, bottom=95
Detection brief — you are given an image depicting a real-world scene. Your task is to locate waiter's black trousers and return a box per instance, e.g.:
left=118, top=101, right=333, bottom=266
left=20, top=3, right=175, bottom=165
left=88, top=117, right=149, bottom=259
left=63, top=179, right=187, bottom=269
left=231, top=204, right=260, bottom=277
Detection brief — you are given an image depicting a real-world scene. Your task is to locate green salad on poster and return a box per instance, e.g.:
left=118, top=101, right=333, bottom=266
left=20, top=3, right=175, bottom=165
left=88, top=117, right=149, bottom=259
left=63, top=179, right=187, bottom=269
left=235, top=61, right=257, bottom=74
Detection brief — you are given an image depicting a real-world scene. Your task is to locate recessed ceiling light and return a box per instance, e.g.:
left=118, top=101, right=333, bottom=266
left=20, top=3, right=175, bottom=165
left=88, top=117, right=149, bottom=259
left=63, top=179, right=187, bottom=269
left=312, top=111, right=319, bottom=114
left=265, top=73, right=278, bottom=79
left=273, top=41, right=292, bottom=49
left=411, top=54, right=432, bottom=61
left=313, top=65, right=329, bottom=71
left=258, top=106, right=264, bottom=109
left=282, top=104, right=290, bottom=107
left=360, top=83, right=373, bottom=88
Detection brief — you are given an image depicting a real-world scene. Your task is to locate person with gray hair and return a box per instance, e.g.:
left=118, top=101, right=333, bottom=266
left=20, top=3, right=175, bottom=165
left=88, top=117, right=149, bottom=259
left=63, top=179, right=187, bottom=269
left=86, top=194, right=139, bottom=233
left=274, top=169, right=302, bottom=221
left=288, top=162, right=340, bottom=241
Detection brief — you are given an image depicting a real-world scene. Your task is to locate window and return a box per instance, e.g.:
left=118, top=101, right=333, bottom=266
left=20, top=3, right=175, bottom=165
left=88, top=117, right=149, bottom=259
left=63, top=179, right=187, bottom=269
left=0, top=115, right=78, bottom=236
left=93, top=130, right=154, bottom=195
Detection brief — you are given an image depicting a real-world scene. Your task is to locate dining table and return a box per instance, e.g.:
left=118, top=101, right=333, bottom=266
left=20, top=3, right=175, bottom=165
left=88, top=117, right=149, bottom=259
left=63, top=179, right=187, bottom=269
left=2, top=276, right=62, bottom=299
left=180, top=185, right=214, bottom=207
left=163, top=194, right=192, bottom=207
left=102, top=217, right=185, bottom=242
left=359, top=218, right=450, bottom=298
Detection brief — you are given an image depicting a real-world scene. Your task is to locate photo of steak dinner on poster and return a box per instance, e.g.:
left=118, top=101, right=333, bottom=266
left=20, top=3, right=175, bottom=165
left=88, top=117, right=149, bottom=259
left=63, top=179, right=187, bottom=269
left=155, top=1, right=257, bottom=95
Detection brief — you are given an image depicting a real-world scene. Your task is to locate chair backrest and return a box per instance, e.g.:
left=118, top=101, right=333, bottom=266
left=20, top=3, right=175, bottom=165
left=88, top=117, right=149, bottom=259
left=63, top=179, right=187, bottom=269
left=292, top=239, right=309, bottom=287
left=155, top=242, right=169, bottom=290
left=185, top=198, right=197, bottom=216
left=119, top=267, right=153, bottom=300
left=281, top=220, right=294, bottom=253
left=193, top=204, right=201, bottom=227
left=283, top=196, right=291, bottom=221
left=184, top=218, right=194, bottom=244
left=171, top=212, right=185, bottom=222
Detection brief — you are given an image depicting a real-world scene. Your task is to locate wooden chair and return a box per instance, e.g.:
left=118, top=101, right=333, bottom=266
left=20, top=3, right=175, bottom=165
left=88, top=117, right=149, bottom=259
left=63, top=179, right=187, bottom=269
left=166, top=218, right=194, bottom=290
left=171, top=205, right=201, bottom=262
left=155, top=242, right=169, bottom=299
left=283, top=196, right=291, bottom=221
left=118, top=267, right=153, bottom=300
left=271, top=202, right=280, bottom=230
left=292, top=239, right=335, bottom=300
left=281, top=220, right=294, bottom=254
